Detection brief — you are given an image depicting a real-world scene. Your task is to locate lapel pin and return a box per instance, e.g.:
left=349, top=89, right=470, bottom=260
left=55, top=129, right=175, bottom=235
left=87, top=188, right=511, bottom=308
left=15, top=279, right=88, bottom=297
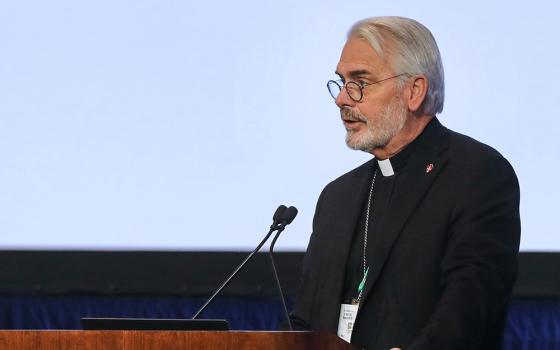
left=425, top=163, right=434, bottom=173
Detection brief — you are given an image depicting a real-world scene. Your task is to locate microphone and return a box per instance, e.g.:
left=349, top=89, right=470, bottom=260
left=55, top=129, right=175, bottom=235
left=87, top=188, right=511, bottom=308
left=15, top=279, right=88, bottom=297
left=191, top=205, right=288, bottom=320
left=280, top=206, right=298, bottom=225
left=268, top=206, right=298, bottom=330
left=272, top=205, right=288, bottom=228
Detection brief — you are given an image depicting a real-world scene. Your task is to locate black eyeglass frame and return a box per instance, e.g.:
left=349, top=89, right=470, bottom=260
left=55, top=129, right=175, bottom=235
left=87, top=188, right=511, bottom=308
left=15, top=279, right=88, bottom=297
left=327, top=73, right=409, bottom=102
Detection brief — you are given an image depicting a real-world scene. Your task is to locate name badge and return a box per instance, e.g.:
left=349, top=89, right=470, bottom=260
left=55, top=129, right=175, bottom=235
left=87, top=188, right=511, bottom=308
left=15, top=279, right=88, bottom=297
left=337, top=303, right=358, bottom=343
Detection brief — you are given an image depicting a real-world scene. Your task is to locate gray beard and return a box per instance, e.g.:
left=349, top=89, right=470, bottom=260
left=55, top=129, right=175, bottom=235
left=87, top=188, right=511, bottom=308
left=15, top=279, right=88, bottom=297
left=343, top=96, right=407, bottom=153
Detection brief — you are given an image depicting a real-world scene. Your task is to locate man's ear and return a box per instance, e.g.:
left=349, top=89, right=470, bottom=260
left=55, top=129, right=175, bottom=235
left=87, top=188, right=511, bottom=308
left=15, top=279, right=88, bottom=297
left=405, top=75, right=428, bottom=112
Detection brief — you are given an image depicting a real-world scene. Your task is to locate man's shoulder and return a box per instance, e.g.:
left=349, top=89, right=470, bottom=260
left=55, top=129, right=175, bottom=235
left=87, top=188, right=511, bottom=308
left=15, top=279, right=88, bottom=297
left=323, top=158, right=375, bottom=193
left=446, top=128, right=506, bottom=162
left=445, top=127, right=518, bottom=185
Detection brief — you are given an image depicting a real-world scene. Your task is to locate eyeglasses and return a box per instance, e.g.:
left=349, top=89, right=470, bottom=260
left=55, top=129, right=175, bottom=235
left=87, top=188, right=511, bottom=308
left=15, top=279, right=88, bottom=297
left=327, top=73, right=408, bottom=102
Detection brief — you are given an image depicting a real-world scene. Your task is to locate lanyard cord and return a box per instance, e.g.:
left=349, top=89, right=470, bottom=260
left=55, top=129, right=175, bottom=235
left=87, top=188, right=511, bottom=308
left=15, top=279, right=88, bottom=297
left=357, top=169, right=377, bottom=302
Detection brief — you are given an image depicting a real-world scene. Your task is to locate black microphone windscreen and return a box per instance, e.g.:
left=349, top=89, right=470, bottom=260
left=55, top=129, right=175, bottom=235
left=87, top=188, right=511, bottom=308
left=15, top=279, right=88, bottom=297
left=283, top=206, right=298, bottom=224
left=273, top=205, right=287, bottom=222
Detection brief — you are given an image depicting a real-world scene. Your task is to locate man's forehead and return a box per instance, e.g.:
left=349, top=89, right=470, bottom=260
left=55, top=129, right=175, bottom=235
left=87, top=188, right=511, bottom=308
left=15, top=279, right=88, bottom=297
left=337, top=36, right=389, bottom=75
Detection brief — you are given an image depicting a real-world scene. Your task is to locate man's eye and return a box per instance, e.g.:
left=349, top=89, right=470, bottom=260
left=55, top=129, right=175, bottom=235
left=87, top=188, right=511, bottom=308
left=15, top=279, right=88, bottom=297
left=358, top=80, right=368, bottom=87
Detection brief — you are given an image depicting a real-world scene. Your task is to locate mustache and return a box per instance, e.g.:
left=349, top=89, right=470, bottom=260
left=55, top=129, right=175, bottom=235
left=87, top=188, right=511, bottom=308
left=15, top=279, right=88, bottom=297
left=340, top=107, right=367, bottom=123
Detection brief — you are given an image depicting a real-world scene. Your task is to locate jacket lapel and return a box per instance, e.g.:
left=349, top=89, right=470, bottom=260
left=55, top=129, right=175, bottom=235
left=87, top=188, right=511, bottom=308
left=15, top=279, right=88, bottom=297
left=358, top=119, right=450, bottom=312
left=319, top=159, right=376, bottom=331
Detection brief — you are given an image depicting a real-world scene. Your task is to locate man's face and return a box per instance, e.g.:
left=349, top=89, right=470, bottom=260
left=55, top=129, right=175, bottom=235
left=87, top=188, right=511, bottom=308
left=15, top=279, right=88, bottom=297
left=335, top=36, right=408, bottom=153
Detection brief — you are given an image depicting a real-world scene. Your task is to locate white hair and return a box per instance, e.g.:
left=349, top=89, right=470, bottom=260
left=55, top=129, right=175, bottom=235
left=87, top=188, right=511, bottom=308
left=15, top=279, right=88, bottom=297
left=349, top=16, right=445, bottom=115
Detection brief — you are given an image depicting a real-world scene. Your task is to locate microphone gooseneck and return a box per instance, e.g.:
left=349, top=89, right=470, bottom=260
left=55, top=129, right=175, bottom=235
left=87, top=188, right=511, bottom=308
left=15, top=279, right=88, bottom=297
left=268, top=206, right=298, bottom=330
left=192, top=205, right=290, bottom=320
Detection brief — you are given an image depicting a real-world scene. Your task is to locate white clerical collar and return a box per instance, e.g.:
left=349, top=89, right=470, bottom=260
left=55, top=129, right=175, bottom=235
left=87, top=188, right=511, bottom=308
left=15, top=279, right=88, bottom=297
left=377, top=158, right=395, bottom=177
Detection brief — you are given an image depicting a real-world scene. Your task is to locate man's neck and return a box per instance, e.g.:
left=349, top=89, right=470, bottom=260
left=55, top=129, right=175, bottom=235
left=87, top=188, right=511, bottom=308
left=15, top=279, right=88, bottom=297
left=371, top=114, right=434, bottom=160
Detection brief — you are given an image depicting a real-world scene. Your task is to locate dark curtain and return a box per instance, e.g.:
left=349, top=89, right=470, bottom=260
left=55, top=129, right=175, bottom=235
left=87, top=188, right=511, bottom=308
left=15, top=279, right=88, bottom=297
left=0, top=295, right=559, bottom=349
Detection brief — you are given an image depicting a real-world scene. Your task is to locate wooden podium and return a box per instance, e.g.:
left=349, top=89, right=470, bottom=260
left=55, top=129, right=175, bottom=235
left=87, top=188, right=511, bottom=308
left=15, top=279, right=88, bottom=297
left=0, top=330, right=359, bottom=349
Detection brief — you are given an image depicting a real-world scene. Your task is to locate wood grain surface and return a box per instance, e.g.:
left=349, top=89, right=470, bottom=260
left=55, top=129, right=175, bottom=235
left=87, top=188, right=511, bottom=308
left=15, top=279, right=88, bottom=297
left=0, top=331, right=359, bottom=350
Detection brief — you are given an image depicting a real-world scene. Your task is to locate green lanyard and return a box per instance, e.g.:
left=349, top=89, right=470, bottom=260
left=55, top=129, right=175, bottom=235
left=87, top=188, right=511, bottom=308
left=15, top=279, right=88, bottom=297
left=353, top=266, right=369, bottom=304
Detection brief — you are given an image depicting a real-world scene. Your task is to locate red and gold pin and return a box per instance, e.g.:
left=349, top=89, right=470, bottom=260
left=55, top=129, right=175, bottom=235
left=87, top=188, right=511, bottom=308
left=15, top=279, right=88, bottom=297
left=425, top=163, right=434, bottom=173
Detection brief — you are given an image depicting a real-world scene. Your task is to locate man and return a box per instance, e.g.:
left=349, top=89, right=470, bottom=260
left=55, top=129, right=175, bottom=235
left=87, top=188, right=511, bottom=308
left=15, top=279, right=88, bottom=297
left=290, top=17, right=520, bottom=350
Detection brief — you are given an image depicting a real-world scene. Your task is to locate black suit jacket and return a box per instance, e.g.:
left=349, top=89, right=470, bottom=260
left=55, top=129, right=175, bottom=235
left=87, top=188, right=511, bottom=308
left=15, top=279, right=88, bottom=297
left=290, top=118, right=520, bottom=350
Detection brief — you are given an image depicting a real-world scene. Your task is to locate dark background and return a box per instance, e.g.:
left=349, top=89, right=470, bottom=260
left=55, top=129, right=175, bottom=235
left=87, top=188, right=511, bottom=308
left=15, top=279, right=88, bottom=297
left=1, top=251, right=557, bottom=298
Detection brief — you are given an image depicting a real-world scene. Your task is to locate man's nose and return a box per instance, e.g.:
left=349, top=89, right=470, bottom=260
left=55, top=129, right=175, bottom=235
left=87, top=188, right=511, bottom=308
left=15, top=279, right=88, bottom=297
left=335, top=86, right=356, bottom=109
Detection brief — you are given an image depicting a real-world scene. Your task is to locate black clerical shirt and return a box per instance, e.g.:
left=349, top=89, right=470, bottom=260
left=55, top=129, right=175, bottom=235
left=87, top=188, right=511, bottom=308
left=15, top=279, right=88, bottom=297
left=342, top=139, right=420, bottom=305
